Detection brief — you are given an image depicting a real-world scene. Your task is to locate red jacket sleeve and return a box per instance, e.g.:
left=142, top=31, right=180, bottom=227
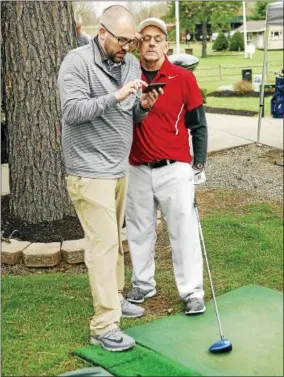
left=183, top=71, right=203, bottom=111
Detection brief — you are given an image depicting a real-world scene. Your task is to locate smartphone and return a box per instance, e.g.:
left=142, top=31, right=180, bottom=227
left=143, top=82, right=166, bottom=93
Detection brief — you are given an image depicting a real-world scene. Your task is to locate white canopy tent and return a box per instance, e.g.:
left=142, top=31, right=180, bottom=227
left=257, top=1, right=284, bottom=144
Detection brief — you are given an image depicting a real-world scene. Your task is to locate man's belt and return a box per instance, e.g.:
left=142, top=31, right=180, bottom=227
left=142, top=159, right=176, bottom=169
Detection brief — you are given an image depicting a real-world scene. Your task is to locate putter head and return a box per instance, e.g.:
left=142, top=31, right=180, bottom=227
left=209, top=339, right=232, bottom=354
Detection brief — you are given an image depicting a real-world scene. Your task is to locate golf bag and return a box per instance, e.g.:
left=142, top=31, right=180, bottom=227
left=271, top=74, right=284, bottom=119
left=168, top=54, right=199, bottom=72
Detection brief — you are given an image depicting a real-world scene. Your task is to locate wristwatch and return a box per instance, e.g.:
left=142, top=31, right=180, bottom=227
left=192, top=163, right=204, bottom=170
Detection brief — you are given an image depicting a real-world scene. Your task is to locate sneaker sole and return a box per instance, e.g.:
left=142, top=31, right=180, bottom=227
left=90, top=338, right=135, bottom=352
left=127, top=290, right=156, bottom=304
left=185, top=306, right=206, bottom=315
left=121, top=312, right=145, bottom=319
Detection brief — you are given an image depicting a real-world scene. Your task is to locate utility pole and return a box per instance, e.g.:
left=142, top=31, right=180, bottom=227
left=243, top=1, right=248, bottom=58
left=175, top=0, right=180, bottom=54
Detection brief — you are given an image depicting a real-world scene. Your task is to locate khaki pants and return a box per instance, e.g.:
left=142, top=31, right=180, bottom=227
left=66, top=175, right=127, bottom=336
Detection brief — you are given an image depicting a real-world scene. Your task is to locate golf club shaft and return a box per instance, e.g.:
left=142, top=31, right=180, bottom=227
left=194, top=197, right=225, bottom=340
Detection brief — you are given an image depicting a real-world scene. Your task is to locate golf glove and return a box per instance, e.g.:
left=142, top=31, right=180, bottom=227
left=193, top=168, right=206, bottom=185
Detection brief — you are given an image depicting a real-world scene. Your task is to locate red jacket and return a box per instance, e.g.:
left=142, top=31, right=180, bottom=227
left=129, top=57, right=203, bottom=166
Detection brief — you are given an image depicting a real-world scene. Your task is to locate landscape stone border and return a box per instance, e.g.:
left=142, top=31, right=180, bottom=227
left=1, top=211, right=162, bottom=267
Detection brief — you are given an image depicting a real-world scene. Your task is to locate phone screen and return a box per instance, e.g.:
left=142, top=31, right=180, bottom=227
left=143, top=83, right=166, bottom=93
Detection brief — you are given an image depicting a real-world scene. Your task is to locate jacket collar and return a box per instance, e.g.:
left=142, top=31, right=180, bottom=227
left=91, top=36, right=129, bottom=85
left=158, top=56, right=174, bottom=77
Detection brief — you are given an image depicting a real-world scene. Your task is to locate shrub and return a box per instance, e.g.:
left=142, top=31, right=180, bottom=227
left=212, top=32, right=229, bottom=51
left=264, top=87, right=275, bottom=95
left=234, top=80, right=254, bottom=94
left=229, top=31, right=244, bottom=51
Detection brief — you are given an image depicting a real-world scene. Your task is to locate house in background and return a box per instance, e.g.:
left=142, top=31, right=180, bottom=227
left=235, top=20, right=283, bottom=50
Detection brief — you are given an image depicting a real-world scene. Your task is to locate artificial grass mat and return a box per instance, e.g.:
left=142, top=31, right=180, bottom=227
left=127, top=284, right=283, bottom=376
left=74, top=285, right=283, bottom=377
left=73, top=344, right=201, bottom=376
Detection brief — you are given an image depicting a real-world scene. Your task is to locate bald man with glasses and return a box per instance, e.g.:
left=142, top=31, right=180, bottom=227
left=58, top=6, right=162, bottom=352
left=100, top=23, right=135, bottom=48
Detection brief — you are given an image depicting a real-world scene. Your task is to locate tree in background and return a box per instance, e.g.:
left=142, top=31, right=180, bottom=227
left=251, top=1, right=272, bottom=20
left=165, top=1, right=242, bottom=58
left=229, top=31, right=244, bottom=51
left=73, top=2, right=98, bottom=25
left=212, top=32, right=229, bottom=51
left=1, top=1, right=76, bottom=223
left=126, top=1, right=169, bottom=24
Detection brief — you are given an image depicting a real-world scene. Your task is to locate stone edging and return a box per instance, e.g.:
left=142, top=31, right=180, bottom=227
left=1, top=212, right=162, bottom=267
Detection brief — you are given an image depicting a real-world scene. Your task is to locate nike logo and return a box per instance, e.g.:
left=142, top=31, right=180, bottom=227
left=109, top=337, right=124, bottom=344
left=168, top=75, right=178, bottom=79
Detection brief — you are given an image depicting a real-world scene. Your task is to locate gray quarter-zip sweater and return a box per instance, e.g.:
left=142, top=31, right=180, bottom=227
left=57, top=38, right=148, bottom=178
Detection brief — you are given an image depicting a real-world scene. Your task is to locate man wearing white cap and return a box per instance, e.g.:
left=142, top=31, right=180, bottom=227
left=126, top=18, right=208, bottom=315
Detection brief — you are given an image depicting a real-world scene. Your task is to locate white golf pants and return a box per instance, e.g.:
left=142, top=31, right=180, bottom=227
left=126, top=161, right=204, bottom=301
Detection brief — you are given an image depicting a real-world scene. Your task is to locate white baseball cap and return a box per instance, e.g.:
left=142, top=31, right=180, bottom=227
left=137, top=17, right=167, bottom=36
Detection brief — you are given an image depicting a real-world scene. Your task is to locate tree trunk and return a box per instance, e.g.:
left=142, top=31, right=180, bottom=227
left=201, top=20, right=207, bottom=58
left=1, top=1, right=77, bottom=223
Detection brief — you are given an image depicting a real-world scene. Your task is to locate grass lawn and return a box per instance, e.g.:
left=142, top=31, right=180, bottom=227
left=170, top=42, right=282, bottom=116
left=205, top=95, right=273, bottom=117
left=1, top=190, right=283, bottom=377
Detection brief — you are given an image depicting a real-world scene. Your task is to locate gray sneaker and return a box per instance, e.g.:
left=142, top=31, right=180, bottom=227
left=121, top=298, right=145, bottom=318
left=90, top=328, right=135, bottom=352
left=126, top=287, right=156, bottom=304
left=185, top=297, right=206, bottom=315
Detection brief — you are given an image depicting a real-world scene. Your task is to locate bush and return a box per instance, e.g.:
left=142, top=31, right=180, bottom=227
left=264, top=87, right=275, bottom=95
left=234, top=80, right=254, bottom=94
left=229, top=31, right=244, bottom=51
left=212, top=32, right=229, bottom=51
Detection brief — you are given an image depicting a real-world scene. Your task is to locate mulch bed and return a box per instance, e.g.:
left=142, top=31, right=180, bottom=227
left=207, top=90, right=273, bottom=98
left=204, top=88, right=274, bottom=116
left=204, top=105, right=258, bottom=117
left=1, top=195, right=84, bottom=243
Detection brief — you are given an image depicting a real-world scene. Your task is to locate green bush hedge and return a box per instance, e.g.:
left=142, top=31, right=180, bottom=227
left=229, top=31, right=244, bottom=51
left=212, top=33, right=229, bottom=51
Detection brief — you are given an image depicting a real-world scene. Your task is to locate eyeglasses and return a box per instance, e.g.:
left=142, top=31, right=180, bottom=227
left=101, top=23, right=135, bottom=47
left=141, top=34, right=167, bottom=44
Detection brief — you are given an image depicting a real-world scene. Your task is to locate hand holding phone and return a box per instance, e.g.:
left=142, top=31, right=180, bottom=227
left=143, top=82, right=166, bottom=93
left=140, top=82, right=165, bottom=111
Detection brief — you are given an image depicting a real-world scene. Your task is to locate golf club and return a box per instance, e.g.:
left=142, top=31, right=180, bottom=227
left=194, top=195, right=233, bottom=354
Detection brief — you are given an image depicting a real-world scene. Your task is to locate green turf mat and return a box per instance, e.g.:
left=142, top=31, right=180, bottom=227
left=73, top=344, right=201, bottom=376
left=126, top=285, right=283, bottom=376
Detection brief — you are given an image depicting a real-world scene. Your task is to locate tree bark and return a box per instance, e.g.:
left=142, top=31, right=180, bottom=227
left=201, top=20, right=207, bottom=58
left=1, top=1, right=77, bottom=223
